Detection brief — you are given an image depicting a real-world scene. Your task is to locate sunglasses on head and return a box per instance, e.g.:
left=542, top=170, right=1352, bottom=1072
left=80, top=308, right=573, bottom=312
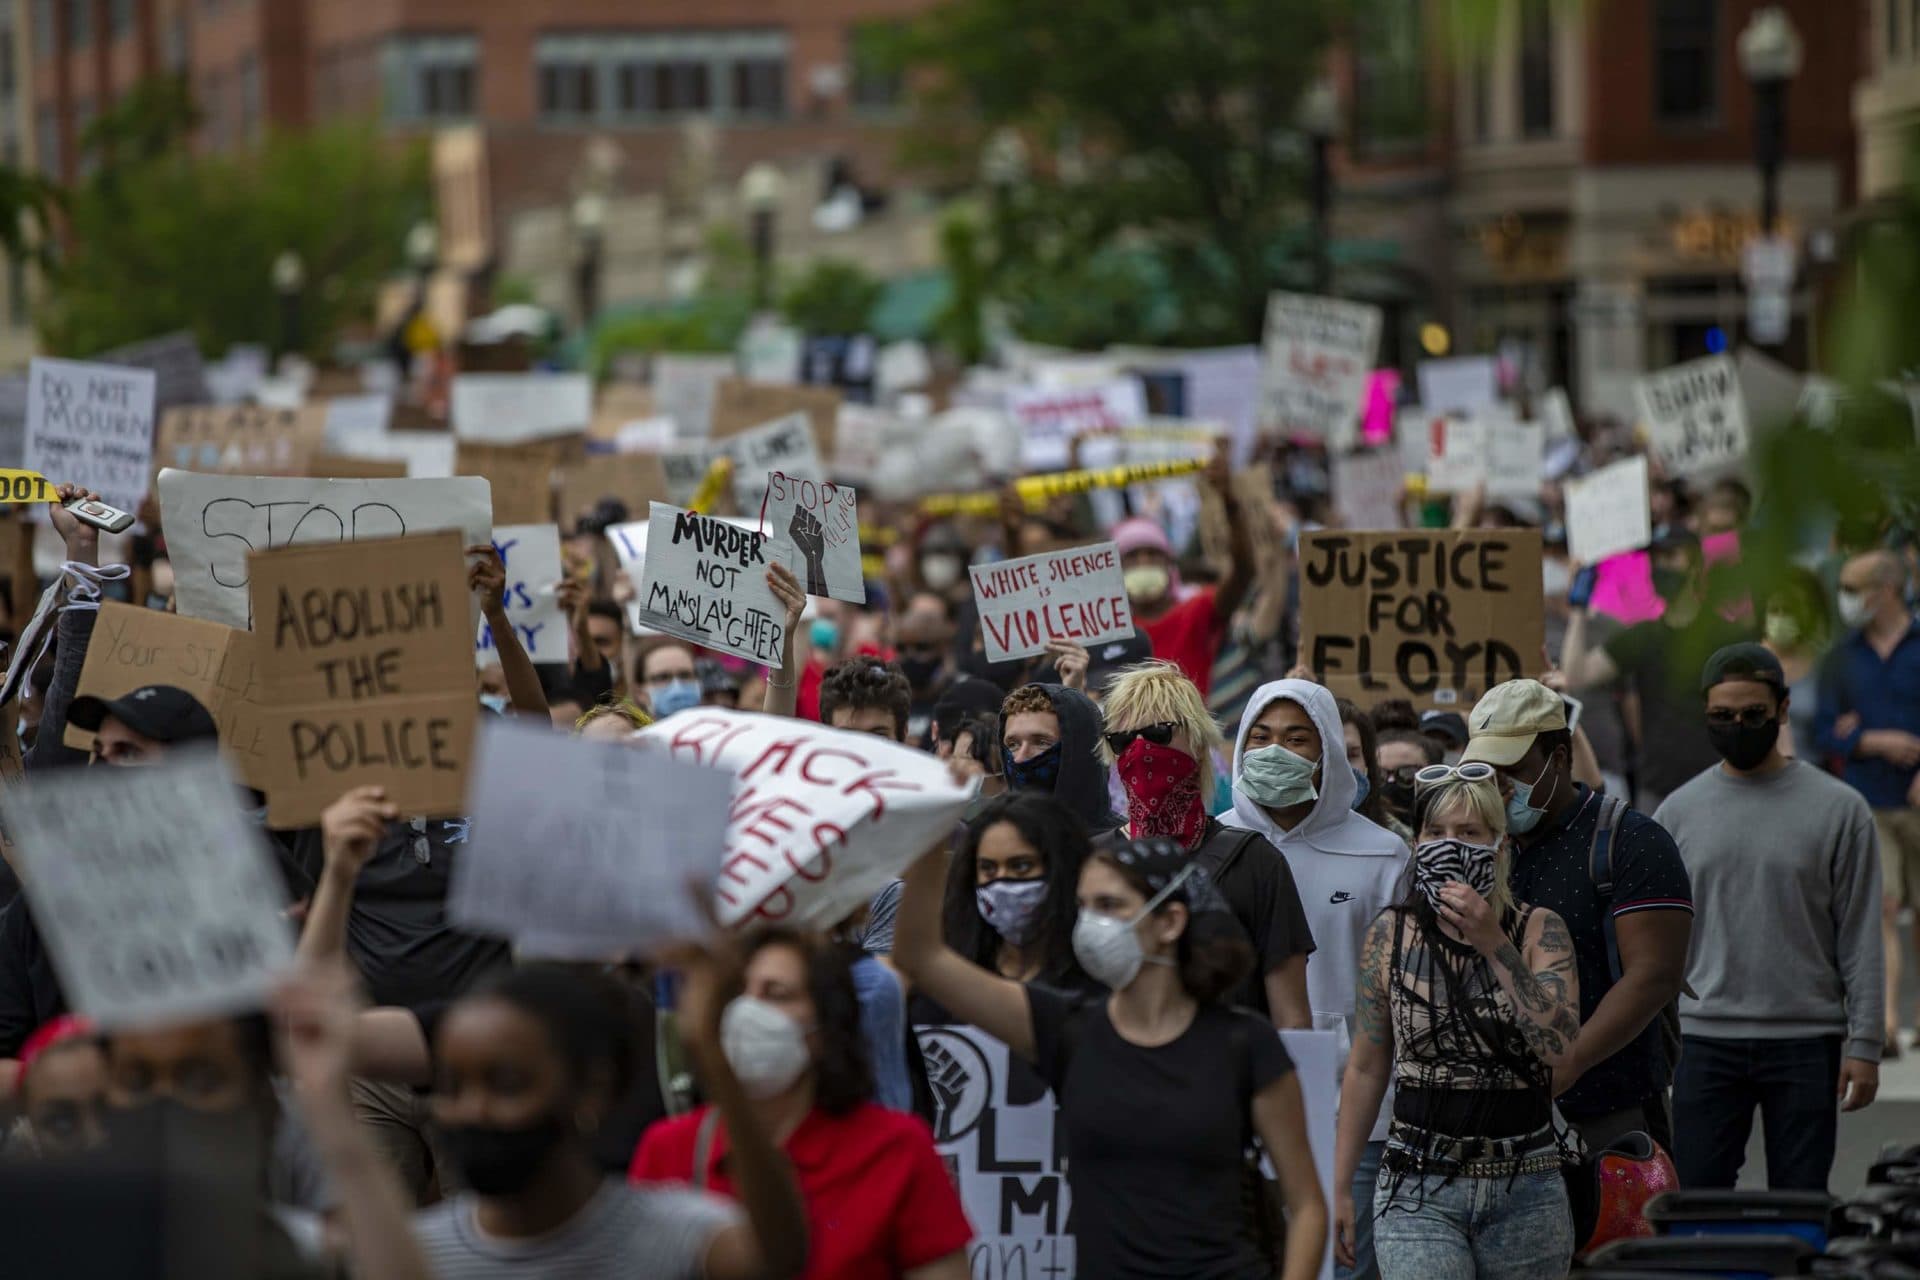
left=1414, top=761, right=1497, bottom=792
left=1105, top=721, right=1178, bottom=754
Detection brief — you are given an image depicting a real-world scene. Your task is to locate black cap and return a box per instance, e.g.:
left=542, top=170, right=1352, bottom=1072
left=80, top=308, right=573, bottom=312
left=1419, top=709, right=1470, bottom=749
left=1700, top=642, right=1786, bottom=695
left=1031, top=627, right=1156, bottom=692
left=68, top=685, right=218, bottom=744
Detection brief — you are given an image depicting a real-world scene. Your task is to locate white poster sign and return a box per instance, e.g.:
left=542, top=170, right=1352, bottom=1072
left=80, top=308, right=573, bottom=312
left=634, top=709, right=975, bottom=929
left=1277, top=1028, right=1340, bottom=1280
left=634, top=502, right=787, bottom=666
left=761, top=471, right=864, bottom=604
left=1483, top=410, right=1545, bottom=500
left=1009, top=380, right=1146, bottom=470
left=662, top=412, right=822, bottom=514
left=477, top=524, right=568, bottom=665
left=25, top=357, right=157, bottom=515
left=653, top=354, right=736, bottom=439
left=450, top=719, right=733, bottom=956
left=1423, top=415, right=1486, bottom=494
left=1260, top=292, right=1382, bottom=448
left=1332, top=450, right=1406, bottom=531
left=971, top=542, right=1134, bottom=663
left=323, top=393, right=393, bottom=442
left=1564, top=455, right=1653, bottom=567
left=1634, top=354, right=1750, bottom=478
left=157, top=469, right=493, bottom=629
left=451, top=373, right=592, bottom=444
left=615, top=417, right=679, bottom=453
left=0, top=750, right=292, bottom=1028
left=1416, top=356, right=1500, bottom=415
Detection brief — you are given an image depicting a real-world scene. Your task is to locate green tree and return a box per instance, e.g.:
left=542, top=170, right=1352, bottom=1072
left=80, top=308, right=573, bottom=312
left=779, top=259, right=883, bottom=335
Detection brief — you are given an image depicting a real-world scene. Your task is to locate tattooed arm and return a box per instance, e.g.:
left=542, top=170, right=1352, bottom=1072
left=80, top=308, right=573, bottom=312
left=1489, top=909, right=1582, bottom=1074
left=1333, top=912, right=1396, bottom=1270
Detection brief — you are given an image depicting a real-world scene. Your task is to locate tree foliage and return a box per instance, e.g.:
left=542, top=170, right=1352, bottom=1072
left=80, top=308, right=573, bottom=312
left=779, top=259, right=883, bottom=335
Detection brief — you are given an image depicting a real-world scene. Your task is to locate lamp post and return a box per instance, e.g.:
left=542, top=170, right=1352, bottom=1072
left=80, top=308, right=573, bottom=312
left=570, top=191, right=607, bottom=329
left=740, top=163, right=784, bottom=312
left=406, top=220, right=439, bottom=280
left=1299, top=78, right=1339, bottom=296
left=1738, top=8, right=1801, bottom=349
left=272, top=250, right=305, bottom=359
left=979, top=127, right=1029, bottom=263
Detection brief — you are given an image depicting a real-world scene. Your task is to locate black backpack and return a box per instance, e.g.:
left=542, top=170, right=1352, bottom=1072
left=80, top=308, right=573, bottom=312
left=1586, top=793, right=1687, bottom=1085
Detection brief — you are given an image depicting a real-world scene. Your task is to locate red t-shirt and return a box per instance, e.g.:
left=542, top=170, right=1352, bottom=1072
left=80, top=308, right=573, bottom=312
left=630, top=1102, right=972, bottom=1280
left=1139, top=588, right=1222, bottom=695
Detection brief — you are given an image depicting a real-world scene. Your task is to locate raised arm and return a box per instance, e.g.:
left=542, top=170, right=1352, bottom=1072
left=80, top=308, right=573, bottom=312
left=297, top=787, right=396, bottom=968
left=26, top=485, right=109, bottom=771
left=1334, top=912, right=1395, bottom=1271
left=892, top=841, right=1036, bottom=1061
left=1207, top=448, right=1255, bottom=625
left=470, top=545, right=549, bottom=720
left=762, top=562, right=806, bottom=720
left=1558, top=606, right=1619, bottom=692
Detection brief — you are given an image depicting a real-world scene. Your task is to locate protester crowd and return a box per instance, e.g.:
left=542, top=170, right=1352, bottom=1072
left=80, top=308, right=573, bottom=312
left=0, top=375, right=1907, bottom=1280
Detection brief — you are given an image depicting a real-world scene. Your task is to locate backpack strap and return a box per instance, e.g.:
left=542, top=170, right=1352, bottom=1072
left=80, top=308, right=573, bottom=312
left=1198, top=826, right=1265, bottom=882
left=1586, top=792, right=1628, bottom=985
left=691, top=1106, right=723, bottom=1192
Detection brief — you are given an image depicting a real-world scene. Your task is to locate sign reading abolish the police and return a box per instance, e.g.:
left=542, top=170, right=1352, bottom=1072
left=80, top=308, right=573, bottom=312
left=636, top=502, right=787, bottom=666
left=1300, top=530, right=1543, bottom=709
left=971, top=542, right=1134, bottom=663
left=248, top=530, right=476, bottom=828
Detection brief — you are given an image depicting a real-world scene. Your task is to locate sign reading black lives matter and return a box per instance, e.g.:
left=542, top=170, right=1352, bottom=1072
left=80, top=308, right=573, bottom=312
left=635, top=501, right=787, bottom=666
left=1299, top=529, right=1543, bottom=709
left=1633, top=354, right=1749, bottom=479
left=25, top=357, right=157, bottom=515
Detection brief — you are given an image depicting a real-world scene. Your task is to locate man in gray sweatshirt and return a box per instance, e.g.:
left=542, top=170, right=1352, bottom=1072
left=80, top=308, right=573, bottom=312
left=1655, top=642, right=1883, bottom=1191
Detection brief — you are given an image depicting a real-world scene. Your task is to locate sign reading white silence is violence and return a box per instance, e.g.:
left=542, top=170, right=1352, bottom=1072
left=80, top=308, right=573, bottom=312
left=970, top=542, right=1134, bottom=663
left=634, top=709, right=975, bottom=930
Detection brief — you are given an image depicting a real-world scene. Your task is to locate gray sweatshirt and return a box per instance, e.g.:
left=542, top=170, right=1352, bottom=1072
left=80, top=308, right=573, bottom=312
left=1655, top=760, right=1884, bottom=1061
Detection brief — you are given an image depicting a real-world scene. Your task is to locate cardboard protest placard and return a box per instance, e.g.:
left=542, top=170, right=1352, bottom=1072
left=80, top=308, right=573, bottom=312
left=970, top=542, right=1134, bottom=663
left=634, top=708, right=975, bottom=928
left=1009, top=380, right=1146, bottom=470
left=1564, top=455, right=1653, bottom=567
left=663, top=412, right=822, bottom=515
left=652, top=354, right=735, bottom=438
left=63, top=602, right=272, bottom=784
left=477, top=524, right=567, bottom=665
left=711, top=378, right=839, bottom=458
left=634, top=502, right=787, bottom=667
left=0, top=750, right=292, bottom=1028
left=1634, top=354, right=1749, bottom=478
left=450, top=718, right=733, bottom=956
left=158, top=469, right=493, bottom=630
left=451, top=372, right=593, bottom=444
left=322, top=393, right=392, bottom=442
left=1260, top=292, right=1382, bottom=448
left=1298, top=529, right=1543, bottom=709
left=156, top=404, right=327, bottom=477
left=25, top=357, right=157, bottom=515
left=761, top=471, right=863, bottom=604
left=309, top=453, right=410, bottom=480
left=1332, top=450, right=1407, bottom=531
left=556, top=451, right=670, bottom=532
left=248, top=530, right=477, bottom=827
left=1417, top=356, right=1500, bottom=414
left=454, top=437, right=581, bottom=525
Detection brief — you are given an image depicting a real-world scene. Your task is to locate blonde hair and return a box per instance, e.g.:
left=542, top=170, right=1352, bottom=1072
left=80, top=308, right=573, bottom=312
left=1417, top=778, right=1517, bottom=920
left=574, top=699, right=653, bottom=734
left=1099, top=660, right=1227, bottom=807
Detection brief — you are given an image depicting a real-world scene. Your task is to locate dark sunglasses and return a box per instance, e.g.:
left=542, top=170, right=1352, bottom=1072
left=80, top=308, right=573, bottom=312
left=1105, top=721, right=1178, bottom=754
left=1706, top=706, right=1775, bottom=730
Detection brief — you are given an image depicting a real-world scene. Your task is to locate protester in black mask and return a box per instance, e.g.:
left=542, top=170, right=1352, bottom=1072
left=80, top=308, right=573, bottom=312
left=998, top=683, right=1123, bottom=839
left=1376, top=729, right=1441, bottom=831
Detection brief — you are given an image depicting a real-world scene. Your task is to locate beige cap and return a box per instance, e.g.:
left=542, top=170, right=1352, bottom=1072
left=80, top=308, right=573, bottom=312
left=1460, top=679, right=1567, bottom=767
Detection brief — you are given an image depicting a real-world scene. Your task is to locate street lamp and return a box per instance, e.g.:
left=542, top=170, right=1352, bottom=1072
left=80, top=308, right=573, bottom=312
left=571, top=191, right=608, bottom=329
left=979, top=127, right=1029, bottom=269
left=405, top=220, right=439, bottom=277
left=740, top=163, right=784, bottom=312
left=272, top=250, right=305, bottom=358
left=1738, top=7, right=1801, bottom=237
left=1299, top=78, right=1339, bottom=296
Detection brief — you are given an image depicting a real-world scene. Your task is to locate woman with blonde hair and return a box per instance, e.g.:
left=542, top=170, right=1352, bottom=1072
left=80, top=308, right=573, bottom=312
left=574, top=699, right=653, bottom=743
left=1333, top=769, right=1582, bottom=1279
left=1100, top=661, right=1314, bottom=1028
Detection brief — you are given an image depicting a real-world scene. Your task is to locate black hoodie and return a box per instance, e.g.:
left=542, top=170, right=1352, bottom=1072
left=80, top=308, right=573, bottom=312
left=1013, top=683, right=1124, bottom=839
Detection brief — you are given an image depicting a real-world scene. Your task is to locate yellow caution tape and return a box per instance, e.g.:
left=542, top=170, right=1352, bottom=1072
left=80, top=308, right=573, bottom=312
left=916, top=456, right=1213, bottom=516
left=686, top=457, right=733, bottom=515
left=0, top=470, right=54, bottom=504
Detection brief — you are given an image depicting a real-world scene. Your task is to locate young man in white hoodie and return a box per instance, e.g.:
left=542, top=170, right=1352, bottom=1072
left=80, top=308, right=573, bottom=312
left=1223, top=678, right=1410, bottom=1280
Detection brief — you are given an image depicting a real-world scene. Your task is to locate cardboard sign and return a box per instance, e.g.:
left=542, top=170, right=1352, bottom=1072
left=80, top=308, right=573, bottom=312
left=1009, top=381, right=1146, bottom=470
left=662, top=412, right=822, bottom=515
left=157, top=469, right=493, bottom=630
left=761, top=471, right=864, bottom=604
left=247, top=531, right=477, bottom=827
left=25, top=357, right=157, bottom=515
left=63, top=603, right=272, bottom=785
left=454, top=437, right=581, bottom=525
left=1332, top=450, right=1406, bottom=531
left=970, top=542, right=1133, bottom=663
left=1299, top=529, right=1544, bottom=709
left=633, top=709, right=975, bottom=928
left=477, top=524, right=567, bottom=665
left=0, top=750, right=292, bottom=1028
left=449, top=718, right=733, bottom=956
left=914, top=1023, right=1074, bottom=1278
left=1565, top=456, right=1652, bottom=567
left=451, top=372, right=593, bottom=444
left=1260, top=292, right=1382, bottom=447
left=1416, top=356, right=1500, bottom=414
left=634, top=502, right=787, bottom=666
left=156, top=404, right=327, bottom=477
left=1634, top=354, right=1749, bottom=478
left=652, top=354, right=735, bottom=438
left=710, top=378, right=839, bottom=458
left=556, top=451, right=670, bottom=532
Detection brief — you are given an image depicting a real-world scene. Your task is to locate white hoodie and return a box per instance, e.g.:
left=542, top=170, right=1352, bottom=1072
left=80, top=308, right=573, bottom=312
left=1222, top=679, right=1411, bottom=1141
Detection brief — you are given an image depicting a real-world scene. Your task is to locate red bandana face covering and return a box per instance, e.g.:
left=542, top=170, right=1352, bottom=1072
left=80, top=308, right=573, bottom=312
left=1119, top=739, right=1206, bottom=849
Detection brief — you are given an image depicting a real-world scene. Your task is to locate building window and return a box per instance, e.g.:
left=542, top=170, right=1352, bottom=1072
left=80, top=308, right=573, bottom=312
left=730, top=57, right=784, bottom=117
left=1518, top=0, right=1554, bottom=137
left=848, top=23, right=902, bottom=112
left=239, top=52, right=260, bottom=140
left=67, top=0, right=88, bottom=49
left=537, top=36, right=600, bottom=122
left=111, top=0, right=133, bottom=39
left=1653, top=0, right=1716, bottom=124
left=383, top=33, right=477, bottom=122
left=566, top=29, right=790, bottom=123
left=1353, top=0, right=1426, bottom=156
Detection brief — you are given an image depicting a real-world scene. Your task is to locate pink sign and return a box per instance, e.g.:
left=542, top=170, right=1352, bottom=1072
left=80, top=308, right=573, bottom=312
left=1362, top=369, right=1401, bottom=446
left=1589, top=531, right=1744, bottom=625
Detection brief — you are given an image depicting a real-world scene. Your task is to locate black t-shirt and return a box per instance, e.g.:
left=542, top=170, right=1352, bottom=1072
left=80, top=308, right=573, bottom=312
left=1027, top=984, right=1292, bottom=1280
left=0, top=898, right=63, bottom=1058
left=1602, top=613, right=1753, bottom=797
left=1189, top=820, right=1316, bottom=1019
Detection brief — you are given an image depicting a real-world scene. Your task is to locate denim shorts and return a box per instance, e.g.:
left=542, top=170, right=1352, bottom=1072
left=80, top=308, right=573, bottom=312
left=1372, top=1162, right=1574, bottom=1280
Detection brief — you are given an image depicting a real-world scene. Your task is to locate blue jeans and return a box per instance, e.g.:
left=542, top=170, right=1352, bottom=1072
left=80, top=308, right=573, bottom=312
left=1372, top=1166, right=1573, bottom=1280
left=1337, top=1140, right=1385, bottom=1280
left=1671, top=1034, right=1843, bottom=1192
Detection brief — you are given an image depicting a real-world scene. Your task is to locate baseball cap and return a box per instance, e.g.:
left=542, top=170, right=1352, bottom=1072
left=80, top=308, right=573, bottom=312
left=1460, top=679, right=1567, bottom=768
left=1699, top=642, right=1785, bottom=696
left=68, top=685, right=218, bottom=744
left=1418, top=709, right=1470, bottom=750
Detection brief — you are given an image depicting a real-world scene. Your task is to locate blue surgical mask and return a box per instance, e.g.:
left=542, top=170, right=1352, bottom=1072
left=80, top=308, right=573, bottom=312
left=1350, top=765, right=1370, bottom=811
left=651, top=679, right=702, bottom=719
left=1505, top=758, right=1557, bottom=834
left=810, top=618, right=841, bottom=653
left=1237, top=743, right=1319, bottom=809
left=478, top=693, right=509, bottom=715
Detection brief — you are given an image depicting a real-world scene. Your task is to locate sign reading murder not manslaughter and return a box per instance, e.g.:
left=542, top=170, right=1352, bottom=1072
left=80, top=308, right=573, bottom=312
left=970, top=542, right=1134, bottom=663
left=248, top=531, right=477, bottom=828
left=1299, top=530, right=1544, bottom=708
left=1634, top=354, right=1750, bottom=478
left=25, top=357, right=157, bottom=515
left=635, top=502, right=788, bottom=666
left=1261, top=292, right=1382, bottom=448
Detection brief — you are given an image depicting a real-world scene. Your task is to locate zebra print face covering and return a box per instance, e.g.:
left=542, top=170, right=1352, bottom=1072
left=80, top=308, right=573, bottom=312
left=1410, top=838, right=1500, bottom=912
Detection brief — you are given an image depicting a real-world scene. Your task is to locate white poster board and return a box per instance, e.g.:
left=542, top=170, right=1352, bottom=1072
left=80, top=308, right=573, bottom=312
left=1332, top=450, right=1406, bottom=531
left=634, top=709, right=974, bottom=928
left=477, top=523, right=568, bottom=665
left=1634, top=354, right=1750, bottom=478
left=450, top=718, right=733, bottom=956
left=634, top=502, right=787, bottom=666
left=1260, top=292, right=1382, bottom=448
left=970, top=542, right=1134, bottom=663
left=1483, top=410, right=1545, bottom=500
left=653, top=354, right=736, bottom=439
left=451, top=372, right=593, bottom=444
left=1564, top=455, right=1653, bottom=567
left=1416, top=356, right=1500, bottom=415
left=1009, top=380, right=1146, bottom=471
left=322, top=393, right=392, bottom=441
left=1277, top=1028, right=1339, bottom=1280
left=1423, top=415, right=1486, bottom=494
left=662, top=412, right=823, bottom=514
left=760, top=471, right=864, bottom=604
left=0, top=750, right=292, bottom=1028
left=25, top=357, right=157, bottom=515
left=157, top=469, right=494, bottom=629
